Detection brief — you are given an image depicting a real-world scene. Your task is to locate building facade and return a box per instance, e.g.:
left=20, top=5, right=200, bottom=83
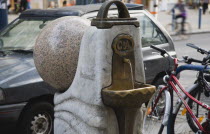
left=9, top=0, right=75, bottom=9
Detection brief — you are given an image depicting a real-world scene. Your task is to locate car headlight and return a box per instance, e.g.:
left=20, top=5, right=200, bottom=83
left=0, top=89, right=5, bottom=101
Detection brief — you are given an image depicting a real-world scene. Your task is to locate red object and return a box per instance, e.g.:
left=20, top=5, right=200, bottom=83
left=149, top=57, right=210, bottom=133
left=135, top=0, right=142, bottom=4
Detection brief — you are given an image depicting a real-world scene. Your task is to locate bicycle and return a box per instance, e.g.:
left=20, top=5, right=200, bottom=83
left=165, top=13, right=192, bottom=41
left=143, top=44, right=210, bottom=134
left=173, top=44, right=210, bottom=134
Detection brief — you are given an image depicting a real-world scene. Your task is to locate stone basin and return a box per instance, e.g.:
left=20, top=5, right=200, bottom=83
left=102, top=83, right=155, bottom=108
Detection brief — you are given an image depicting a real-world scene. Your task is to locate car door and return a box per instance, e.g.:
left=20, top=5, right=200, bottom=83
left=130, top=12, right=176, bottom=83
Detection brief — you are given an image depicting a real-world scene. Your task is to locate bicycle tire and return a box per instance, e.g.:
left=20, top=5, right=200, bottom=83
left=165, top=22, right=192, bottom=41
left=183, top=22, right=192, bottom=35
left=180, top=22, right=192, bottom=40
left=186, top=89, right=210, bottom=133
left=165, top=23, right=179, bottom=35
left=170, top=88, right=209, bottom=134
left=143, top=86, right=171, bottom=134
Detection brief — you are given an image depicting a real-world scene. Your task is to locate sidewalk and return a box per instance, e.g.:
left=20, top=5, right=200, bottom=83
left=157, top=8, right=210, bottom=34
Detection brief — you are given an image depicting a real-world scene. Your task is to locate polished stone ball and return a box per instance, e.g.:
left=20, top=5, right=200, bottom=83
left=34, top=16, right=90, bottom=92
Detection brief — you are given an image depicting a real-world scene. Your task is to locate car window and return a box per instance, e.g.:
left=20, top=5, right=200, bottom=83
left=133, top=14, right=168, bottom=48
left=0, top=19, right=50, bottom=50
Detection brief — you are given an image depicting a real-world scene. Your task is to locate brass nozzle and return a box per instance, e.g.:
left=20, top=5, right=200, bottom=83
left=123, top=58, right=131, bottom=64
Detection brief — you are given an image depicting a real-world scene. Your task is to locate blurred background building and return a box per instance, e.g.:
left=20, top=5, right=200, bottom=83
left=6, top=0, right=182, bottom=10
left=8, top=0, right=75, bottom=10
left=6, top=0, right=202, bottom=15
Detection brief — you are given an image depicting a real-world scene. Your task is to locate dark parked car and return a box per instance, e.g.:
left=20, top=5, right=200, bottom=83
left=0, top=3, right=176, bottom=134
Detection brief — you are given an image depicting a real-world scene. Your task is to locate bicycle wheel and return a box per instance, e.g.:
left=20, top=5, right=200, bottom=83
left=186, top=90, right=210, bottom=133
left=165, top=22, right=192, bottom=41
left=170, top=89, right=209, bottom=134
left=165, top=23, right=180, bottom=36
left=143, top=86, right=171, bottom=134
left=184, top=22, right=192, bottom=35
left=180, top=22, right=192, bottom=40
left=170, top=88, right=196, bottom=134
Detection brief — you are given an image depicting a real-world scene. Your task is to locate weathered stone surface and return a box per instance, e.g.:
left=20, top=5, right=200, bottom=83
left=54, top=25, right=145, bottom=134
left=34, top=16, right=90, bottom=92
left=34, top=11, right=148, bottom=134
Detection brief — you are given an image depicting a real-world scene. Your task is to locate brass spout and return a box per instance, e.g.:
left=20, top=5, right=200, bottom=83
left=123, top=58, right=134, bottom=89
left=102, top=34, right=156, bottom=134
left=123, top=58, right=130, bottom=64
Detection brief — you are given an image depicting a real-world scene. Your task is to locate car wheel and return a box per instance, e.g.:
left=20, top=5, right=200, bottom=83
left=18, top=102, right=54, bottom=134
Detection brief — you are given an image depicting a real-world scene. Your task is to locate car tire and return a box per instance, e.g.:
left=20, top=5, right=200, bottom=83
left=18, top=101, right=54, bottom=134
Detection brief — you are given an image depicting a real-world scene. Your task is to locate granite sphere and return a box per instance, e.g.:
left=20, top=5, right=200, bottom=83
left=34, top=16, right=90, bottom=92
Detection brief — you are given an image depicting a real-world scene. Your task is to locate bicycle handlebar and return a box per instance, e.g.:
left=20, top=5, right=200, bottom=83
left=186, top=43, right=199, bottom=50
left=150, top=45, right=167, bottom=56
left=150, top=45, right=175, bottom=72
left=150, top=45, right=208, bottom=66
left=186, top=43, right=210, bottom=65
left=186, top=43, right=210, bottom=55
left=189, top=58, right=203, bottom=64
left=182, top=56, right=203, bottom=64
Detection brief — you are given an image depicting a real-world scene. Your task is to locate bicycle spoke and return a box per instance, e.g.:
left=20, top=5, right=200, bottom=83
left=143, top=89, right=170, bottom=134
left=186, top=92, right=210, bottom=133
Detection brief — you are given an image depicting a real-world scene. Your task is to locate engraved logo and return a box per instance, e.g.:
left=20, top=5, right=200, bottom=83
left=116, top=39, right=133, bottom=52
left=113, top=34, right=134, bottom=56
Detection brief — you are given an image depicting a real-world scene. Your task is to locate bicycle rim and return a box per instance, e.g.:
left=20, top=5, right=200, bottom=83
left=165, top=23, right=180, bottom=35
left=171, top=90, right=207, bottom=134
left=171, top=105, right=195, bottom=134
left=165, top=23, right=192, bottom=41
left=176, top=22, right=192, bottom=40
left=184, top=22, right=192, bottom=35
left=143, top=89, right=171, bottom=134
left=186, top=90, right=210, bottom=133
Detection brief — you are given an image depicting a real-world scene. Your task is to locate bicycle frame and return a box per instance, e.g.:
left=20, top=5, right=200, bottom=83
left=148, top=61, right=210, bottom=133
left=147, top=44, right=210, bottom=133
left=169, top=74, right=210, bottom=132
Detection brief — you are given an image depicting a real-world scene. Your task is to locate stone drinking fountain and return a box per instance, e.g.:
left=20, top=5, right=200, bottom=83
left=34, top=1, right=155, bottom=134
